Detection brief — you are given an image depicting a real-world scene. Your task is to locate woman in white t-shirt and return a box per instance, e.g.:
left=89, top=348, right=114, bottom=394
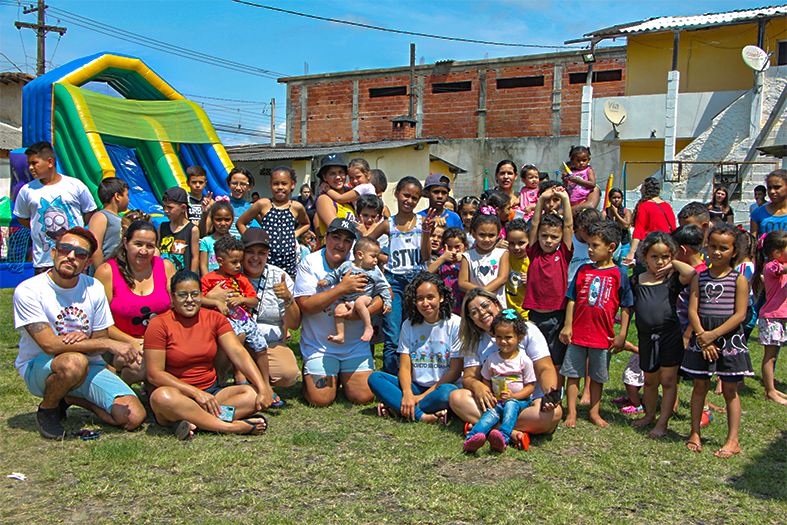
left=367, top=272, right=463, bottom=424
left=449, top=287, right=563, bottom=436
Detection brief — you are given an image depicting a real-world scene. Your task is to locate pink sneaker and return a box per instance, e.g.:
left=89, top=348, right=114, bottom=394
left=488, top=429, right=507, bottom=453
left=613, top=396, right=631, bottom=405
left=621, top=405, right=643, bottom=414
left=463, top=433, right=486, bottom=453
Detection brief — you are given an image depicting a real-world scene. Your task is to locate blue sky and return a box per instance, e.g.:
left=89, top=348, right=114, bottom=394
left=0, top=0, right=777, bottom=145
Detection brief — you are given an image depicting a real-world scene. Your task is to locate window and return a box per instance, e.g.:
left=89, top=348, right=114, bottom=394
left=432, top=81, right=472, bottom=93
left=496, top=76, right=544, bottom=89
left=569, top=69, right=623, bottom=84
left=779, top=41, right=787, bottom=66
left=369, top=86, right=407, bottom=98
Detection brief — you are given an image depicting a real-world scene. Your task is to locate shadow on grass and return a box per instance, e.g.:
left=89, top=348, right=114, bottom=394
left=730, top=429, right=787, bottom=501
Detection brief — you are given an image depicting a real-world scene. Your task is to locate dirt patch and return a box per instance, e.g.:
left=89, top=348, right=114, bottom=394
left=437, top=456, right=533, bottom=485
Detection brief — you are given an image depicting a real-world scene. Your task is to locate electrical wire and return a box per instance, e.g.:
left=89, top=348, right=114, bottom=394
left=0, top=52, right=24, bottom=73
left=231, top=0, right=581, bottom=50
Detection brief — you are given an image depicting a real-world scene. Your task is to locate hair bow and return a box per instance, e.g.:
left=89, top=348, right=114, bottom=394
left=215, top=195, right=230, bottom=202
left=480, top=206, right=496, bottom=215
left=759, top=233, right=767, bottom=250
left=502, top=309, right=517, bottom=320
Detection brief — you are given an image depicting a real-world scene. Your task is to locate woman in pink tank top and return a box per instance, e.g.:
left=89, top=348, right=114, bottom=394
left=95, top=220, right=175, bottom=385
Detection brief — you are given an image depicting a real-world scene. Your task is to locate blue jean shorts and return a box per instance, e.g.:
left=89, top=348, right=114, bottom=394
left=303, top=355, right=375, bottom=377
left=24, top=353, right=137, bottom=413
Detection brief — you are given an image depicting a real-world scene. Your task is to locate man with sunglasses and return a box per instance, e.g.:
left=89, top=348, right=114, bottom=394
left=13, top=227, right=146, bottom=440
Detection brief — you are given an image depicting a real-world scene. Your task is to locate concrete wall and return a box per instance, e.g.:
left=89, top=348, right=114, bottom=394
left=626, top=21, right=787, bottom=96
left=430, top=137, right=620, bottom=201
left=0, top=82, right=23, bottom=126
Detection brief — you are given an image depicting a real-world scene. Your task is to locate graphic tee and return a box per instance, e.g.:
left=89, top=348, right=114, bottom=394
left=14, top=273, right=112, bottom=378
left=397, top=314, right=462, bottom=388
left=567, top=263, right=633, bottom=348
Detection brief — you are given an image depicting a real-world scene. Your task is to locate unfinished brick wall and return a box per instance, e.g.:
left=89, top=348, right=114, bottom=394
left=286, top=53, right=626, bottom=144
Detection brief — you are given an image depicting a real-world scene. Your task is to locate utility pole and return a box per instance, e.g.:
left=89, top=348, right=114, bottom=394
left=15, top=0, right=67, bottom=77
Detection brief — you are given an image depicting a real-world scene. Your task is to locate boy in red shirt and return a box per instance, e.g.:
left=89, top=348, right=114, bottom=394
left=560, top=220, right=633, bottom=428
left=201, top=236, right=267, bottom=384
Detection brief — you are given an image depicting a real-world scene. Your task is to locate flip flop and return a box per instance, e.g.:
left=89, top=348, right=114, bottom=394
left=463, top=422, right=472, bottom=437
left=377, top=403, right=389, bottom=418
left=172, top=420, right=192, bottom=441
left=437, top=410, right=450, bottom=426
left=686, top=439, right=702, bottom=453
left=714, top=448, right=740, bottom=458
left=240, top=415, right=268, bottom=435
left=270, top=393, right=287, bottom=408
left=511, top=431, right=530, bottom=451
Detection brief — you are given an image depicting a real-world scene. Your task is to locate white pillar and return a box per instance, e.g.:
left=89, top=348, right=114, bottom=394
left=664, top=70, right=680, bottom=162
left=580, top=84, right=593, bottom=146
left=750, top=72, right=764, bottom=139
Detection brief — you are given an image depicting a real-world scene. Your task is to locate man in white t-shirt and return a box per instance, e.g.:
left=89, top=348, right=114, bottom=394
left=14, top=142, right=97, bottom=273
left=13, top=227, right=145, bottom=440
left=294, top=218, right=384, bottom=406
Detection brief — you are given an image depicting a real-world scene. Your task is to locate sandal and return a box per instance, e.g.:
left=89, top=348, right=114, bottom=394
left=437, top=410, right=449, bottom=426
left=686, top=439, right=702, bottom=453
left=463, top=421, right=472, bottom=437
left=270, top=392, right=286, bottom=408
left=172, top=420, right=192, bottom=441
left=511, top=430, right=530, bottom=451
left=377, top=403, right=389, bottom=418
left=240, top=414, right=268, bottom=435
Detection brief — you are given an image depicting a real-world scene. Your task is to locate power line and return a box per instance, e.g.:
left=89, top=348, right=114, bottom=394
left=183, top=93, right=269, bottom=105
left=231, top=0, right=581, bottom=50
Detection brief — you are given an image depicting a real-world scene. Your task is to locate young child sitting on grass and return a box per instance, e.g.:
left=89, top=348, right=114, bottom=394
left=317, top=235, right=392, bottom=343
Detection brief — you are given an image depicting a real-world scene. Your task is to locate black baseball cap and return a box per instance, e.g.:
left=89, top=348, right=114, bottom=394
left=162, top=186, right=188, bottom=204
left=317, top=153, right=347, bottom=179
left=424, top=173, right=451, bottom=190
left=325, top=217, right=356, bottom=237
left=241, top=228, right=271, bottom=248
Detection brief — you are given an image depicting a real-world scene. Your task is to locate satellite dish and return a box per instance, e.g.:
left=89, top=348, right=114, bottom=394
left=742, top=45, right=771, bottom=71
left=604, top=100, right=626, bottom=126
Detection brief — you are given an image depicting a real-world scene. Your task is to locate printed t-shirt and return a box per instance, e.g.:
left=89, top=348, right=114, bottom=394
left=397, top=314, right=462, bottom=388
left=108, top=257, right=171, bottom=338
left=751, top=205, right=787, bottom=234
left=317, top=198, right=356, bottom=240
left=386, top=215, right=424, bottom=275
left=159, top=221, right=195, bottom=272
left=144, top=308, right=233, bottom=390
left=14, top=273, right=112, bottom=377
left=201, top=271, right=257, bottom=317
left=506, top=256, right=530, bottom=317
left=677, top=261, right=708, bottom=332
left=13, top=176, right=97, bottom=267
left=760, top=260, right=787, bottom=318
left=187, top=194, right=203, bottom=224
left=438, top=261, right=464, bottom=315
left=523, top=241, right=573, bottom=311
left=481, top=350, right=536, bottom=398
left=567, top=263, right=634, bottom=348
left=462, top=247, right=507, bottom=305
left=199, top=235, right=220, bottom=273
left=293, top=249, right=373, bottom=362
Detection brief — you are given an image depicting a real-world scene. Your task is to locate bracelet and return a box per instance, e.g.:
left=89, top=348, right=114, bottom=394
left=283, top=298, right=294, bottom=308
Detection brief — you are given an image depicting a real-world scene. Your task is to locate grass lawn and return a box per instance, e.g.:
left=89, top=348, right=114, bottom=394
left=0, top=287, right=785, bottom=524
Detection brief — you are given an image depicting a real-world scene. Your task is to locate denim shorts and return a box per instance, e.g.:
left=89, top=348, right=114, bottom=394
left=303, top=355, right=375, bottom=377
left=24, top=353, right=137, bottom=413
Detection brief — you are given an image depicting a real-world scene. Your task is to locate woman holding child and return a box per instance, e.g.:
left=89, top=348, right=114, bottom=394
left=449, top=287, right=563, bottom=436
left=314, top=153, right=356, bottom=244
left=95, top=220, right=176, bottom=385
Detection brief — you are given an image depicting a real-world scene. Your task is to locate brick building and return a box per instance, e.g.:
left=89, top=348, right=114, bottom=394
left=275, top=46, right=626, bottom=196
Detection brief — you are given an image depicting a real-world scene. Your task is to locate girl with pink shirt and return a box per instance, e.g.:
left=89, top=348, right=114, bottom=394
left=753, top=230, right=787, bottom=405
left=517, top=164, right=541, bottom=221
left=561, top=146, right=596, bottom=211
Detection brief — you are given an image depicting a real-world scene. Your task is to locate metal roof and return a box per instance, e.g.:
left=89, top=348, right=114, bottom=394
left=579, top=4, right=787, bottom=40
left=226, top=138, right=439, bottom=162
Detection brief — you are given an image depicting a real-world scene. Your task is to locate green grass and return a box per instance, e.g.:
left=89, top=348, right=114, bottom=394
left=0, top=288, right=785, bottom=524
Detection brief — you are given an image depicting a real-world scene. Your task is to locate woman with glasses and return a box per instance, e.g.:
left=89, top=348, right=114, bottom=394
left=449, top=287, right=563, bottom=436
left=145, top=270, right=270, bottom=439
left=94, top=220, right=176, bottom=386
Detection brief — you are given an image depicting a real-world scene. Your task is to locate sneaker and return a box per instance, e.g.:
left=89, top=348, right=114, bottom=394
left=621, top=405, right=644, bottom=414
left=488, top=429, right=507, bottom=453
left=700, top=408, right=713, bottom=427
left=463, top=433, right=486, bottom=453
left=58, top=398, right=70, bottom=421
left=36, top=405, right=66, bottom=440
left=612, top=396, right=631, bottom=405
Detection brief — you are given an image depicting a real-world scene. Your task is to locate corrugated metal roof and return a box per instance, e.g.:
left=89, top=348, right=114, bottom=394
left=226, top=138, right=438, bottom=162
left=584, top=4, right=787, bottom=38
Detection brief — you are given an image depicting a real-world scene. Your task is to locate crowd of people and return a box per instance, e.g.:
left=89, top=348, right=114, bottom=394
left=12, top=141, right=786, bottom=458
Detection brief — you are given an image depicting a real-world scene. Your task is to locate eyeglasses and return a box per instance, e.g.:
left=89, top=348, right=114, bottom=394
left=174, top=291, right=202, bottom=302
left=468, top=300, right=494, bottom=319
left=56, top=243, right=90, bottom=261
left=229, top=181, right=249, bottom=187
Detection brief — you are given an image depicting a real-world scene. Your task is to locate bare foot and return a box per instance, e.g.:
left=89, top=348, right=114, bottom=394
left=774, top=389, right=787, bottom=399
left=648, top=424, right=668, bottom=438
left=707, top=402, right=726, bottom=414
left=563, top=414, right=577, bottom=428
left=632, top=415, right=654, bottom=428
left=579, top=394, right=591, bottom=405
left=377, top=403, right=390, bottom=418
left=327, top=334, right=345, bottom=344
left=589, top=414, right=609, bottom=428
left=419, top=413, right=438, bottom=424
left=765, top=391, right=787, bottom=405
left=713, top=382, right=723, bottom=395
left=360, top=326, right=374, bottom=342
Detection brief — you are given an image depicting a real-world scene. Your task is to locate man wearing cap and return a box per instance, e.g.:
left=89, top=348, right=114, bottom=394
left=13, top=227, right=146, bottom=440
left=159, top=186, right=199, bottom=273
left=293, top=218, right=383, bottom=406
left=417, top=173, right=462, bottom=229
left=314, top=153, right=357, bottom=245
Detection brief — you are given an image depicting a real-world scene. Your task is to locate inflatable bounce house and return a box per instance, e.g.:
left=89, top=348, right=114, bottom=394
left=3, top=52, right=234, bottom=286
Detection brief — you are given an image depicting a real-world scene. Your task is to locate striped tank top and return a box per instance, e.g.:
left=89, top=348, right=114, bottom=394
left=697, top=269, right=739, bottom=318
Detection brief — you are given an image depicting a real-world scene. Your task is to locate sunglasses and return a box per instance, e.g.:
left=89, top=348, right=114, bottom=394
left=56, top=243, right=90, bottom=261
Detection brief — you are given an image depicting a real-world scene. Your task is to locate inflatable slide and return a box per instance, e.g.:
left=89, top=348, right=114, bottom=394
left=20, top=52, right=235, bottom=220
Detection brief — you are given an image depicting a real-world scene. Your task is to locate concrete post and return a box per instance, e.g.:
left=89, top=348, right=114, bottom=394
left=352, top=80, right=359, bottom=142
left=416, top=75, right=424, bottom=138
left=299, top=85, right=308, bottom=145
left=750, top=72, right=764, bottom=139
left=664, top=70, right=680, bottom=162
left=552, top=64, right=563, bottom=136
left=580, top=85, right=593, bottom=146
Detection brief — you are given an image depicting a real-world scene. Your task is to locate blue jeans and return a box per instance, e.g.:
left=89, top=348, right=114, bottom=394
left=382, top=273, right=412, bottom=375
left=467, top=399, right=532, bottom=443
left=367, top=371, right=457, bottom=421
